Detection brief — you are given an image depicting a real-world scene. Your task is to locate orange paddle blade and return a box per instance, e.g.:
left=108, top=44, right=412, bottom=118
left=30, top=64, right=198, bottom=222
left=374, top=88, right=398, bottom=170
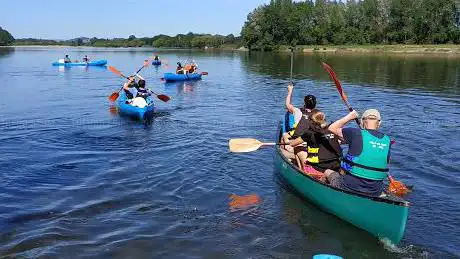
left=108, top=66, right=124, bottom=77
left=157, top=94, right=170, bottom=102
left=229, top=194, right=260, bottom=210
left=108, top=91, right=120, bottom=102
left=388, top=176, right=410, bottom=196
left=322, top=62, right=347, bottom=102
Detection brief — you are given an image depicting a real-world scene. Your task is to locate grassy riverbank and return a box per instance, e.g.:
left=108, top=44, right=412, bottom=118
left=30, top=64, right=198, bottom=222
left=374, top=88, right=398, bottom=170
left=281, top=45, right=460, bottom=55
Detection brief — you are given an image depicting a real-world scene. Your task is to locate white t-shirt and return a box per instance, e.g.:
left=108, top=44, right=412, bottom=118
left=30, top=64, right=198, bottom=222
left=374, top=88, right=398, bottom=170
left=292, top=107, right=303, bottom=124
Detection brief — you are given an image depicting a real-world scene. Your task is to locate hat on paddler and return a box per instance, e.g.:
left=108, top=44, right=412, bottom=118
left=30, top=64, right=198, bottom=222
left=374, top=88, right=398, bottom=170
left=360, top=109, right=381, bottom=128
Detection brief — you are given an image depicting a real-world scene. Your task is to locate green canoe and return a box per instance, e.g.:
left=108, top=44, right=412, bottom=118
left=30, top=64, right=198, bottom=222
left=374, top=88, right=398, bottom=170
left=274, top=121, right=409, bottom=244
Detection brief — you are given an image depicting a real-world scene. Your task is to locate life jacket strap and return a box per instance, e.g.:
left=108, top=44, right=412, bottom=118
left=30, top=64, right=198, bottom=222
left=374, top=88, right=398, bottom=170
left=343, top=158, right=389, bottom=172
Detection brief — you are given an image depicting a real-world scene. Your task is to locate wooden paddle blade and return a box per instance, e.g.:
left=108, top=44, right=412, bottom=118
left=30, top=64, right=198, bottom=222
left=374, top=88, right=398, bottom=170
left=229, top=138, right=263, bottom=153
left=160, top=77, right=165, bottom=81
left=200, top=72, right=208, bottom=75
left=108, top=66, right=124, bottom=77
left=388, top=176, right=410, bottom=196
left=108, top=91, right=120, bottom=102
left=322, top=62, right=347, bottom=102
left=157, top=94, right=170, bottom=102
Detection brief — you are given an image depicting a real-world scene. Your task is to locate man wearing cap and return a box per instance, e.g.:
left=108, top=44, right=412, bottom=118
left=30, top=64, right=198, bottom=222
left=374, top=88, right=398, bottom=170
left=325, top=109, right=391, bottom=197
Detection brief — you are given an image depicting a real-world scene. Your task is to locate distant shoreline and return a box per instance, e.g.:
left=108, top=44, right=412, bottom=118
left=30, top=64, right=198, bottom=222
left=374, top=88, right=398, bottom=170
left=4, top=44, right=460, bottom=56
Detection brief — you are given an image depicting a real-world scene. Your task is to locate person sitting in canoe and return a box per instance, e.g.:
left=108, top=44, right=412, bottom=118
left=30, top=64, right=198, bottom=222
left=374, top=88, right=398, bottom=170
left=288, top=109, right=342, bottom=178
left=64, top=55, right=71, bottom=63
left=176, top=62, right=185, bottom=74
left=325, top=109, right=391, bottom=197
left=188, top=62, right=198, bottom=73
left=135, top=78, right=151, bottom=100
left=184, top=64, right=192, bottom=74
left=83, top=55, right=89, bottom=63
left=281, top=83, right=316, bottom=157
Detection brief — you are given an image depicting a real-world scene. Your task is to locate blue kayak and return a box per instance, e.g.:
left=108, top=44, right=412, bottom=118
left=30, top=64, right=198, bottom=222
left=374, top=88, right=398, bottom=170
left=117, top=93, right=154, bottom=120
left=52, top=60, right=107, bottom=66
left=152, top=60, right=161, bottom=66
left=313, top=255, right=343, bottom=259
left=163, top=72, right=202, bottom=82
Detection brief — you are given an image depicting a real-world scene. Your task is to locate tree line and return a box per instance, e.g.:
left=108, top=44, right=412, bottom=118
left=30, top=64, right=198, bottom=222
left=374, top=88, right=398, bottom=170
left=7, top=31, right=241, bottom=49
left=241, top=0, right=460, bottom=50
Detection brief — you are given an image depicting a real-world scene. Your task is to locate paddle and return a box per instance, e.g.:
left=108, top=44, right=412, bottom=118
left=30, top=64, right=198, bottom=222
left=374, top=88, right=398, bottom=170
left=321, top=62, right=410, bottom=196
left=322, top=62, right=360, bottom=125
left=228, top=138, right=287, bottom=153
left=148, top=89, right=170, bottom=102
left=290, top=47, right=294, bottom=84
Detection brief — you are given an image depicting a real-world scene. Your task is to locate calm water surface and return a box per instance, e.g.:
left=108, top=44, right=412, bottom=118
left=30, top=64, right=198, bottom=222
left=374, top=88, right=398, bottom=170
left=0, top=47, right=459, bottom=258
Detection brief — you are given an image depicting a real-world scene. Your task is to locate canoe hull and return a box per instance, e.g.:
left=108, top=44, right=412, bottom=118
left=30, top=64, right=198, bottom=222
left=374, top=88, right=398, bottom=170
left=274, top=115, right=409, bottom=244
left=152, top=60, right=162, bottom=66
left=117, top=94, right=154, bottom=120
left=163, top=72, right=201, bottom=82
left=52, top=60, right=107, bottom=66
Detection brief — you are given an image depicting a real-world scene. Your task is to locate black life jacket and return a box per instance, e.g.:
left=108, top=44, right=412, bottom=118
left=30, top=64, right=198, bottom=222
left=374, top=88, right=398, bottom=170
left=289, top=108, right=313, bottom=137
left=305, top=125, right=343, bottom=164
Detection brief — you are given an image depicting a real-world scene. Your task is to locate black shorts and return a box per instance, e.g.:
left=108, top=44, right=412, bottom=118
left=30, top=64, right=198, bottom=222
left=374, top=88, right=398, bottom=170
left=311, top=160, right=341, bottom=173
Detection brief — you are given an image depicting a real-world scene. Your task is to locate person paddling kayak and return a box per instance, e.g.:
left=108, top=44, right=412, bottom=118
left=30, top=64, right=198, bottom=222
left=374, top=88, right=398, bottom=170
left=176, top=62, right=185, bottom=74
left=83, top=55, right=89, bottom=63
left=64, top=55, right=71, bottom=63
left=325, top=109, right=392, bottom=197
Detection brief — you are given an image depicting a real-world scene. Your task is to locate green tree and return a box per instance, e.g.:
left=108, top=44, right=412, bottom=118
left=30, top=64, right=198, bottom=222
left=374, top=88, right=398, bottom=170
left=0, top=27, right=15, bottom=46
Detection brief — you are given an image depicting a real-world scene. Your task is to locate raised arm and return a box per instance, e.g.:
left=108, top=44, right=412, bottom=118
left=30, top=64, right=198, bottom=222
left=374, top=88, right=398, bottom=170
left=123, top=76, right=135, bottom=90
left=328, top=110, right=359, bottom=139
left=285, top=84, right=296, bottom=114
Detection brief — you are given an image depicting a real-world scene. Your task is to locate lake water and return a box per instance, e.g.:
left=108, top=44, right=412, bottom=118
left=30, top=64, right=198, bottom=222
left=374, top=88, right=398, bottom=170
left=0, top=47, right=459, bottom=258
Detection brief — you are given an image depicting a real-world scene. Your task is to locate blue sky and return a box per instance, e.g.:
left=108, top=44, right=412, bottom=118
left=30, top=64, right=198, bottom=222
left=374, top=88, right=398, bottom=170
left=0, top=0, right=270, bottom=39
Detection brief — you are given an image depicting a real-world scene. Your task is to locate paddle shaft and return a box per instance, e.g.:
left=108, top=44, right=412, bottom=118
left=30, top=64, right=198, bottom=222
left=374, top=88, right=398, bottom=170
left=290, top=47, right=293, bottom=84
left=322, top=63, right=360, bottom=126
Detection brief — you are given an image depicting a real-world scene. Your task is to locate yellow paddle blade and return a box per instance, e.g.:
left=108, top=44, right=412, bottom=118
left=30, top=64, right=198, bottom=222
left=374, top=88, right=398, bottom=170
left=228, top=138, right=264, bottom=153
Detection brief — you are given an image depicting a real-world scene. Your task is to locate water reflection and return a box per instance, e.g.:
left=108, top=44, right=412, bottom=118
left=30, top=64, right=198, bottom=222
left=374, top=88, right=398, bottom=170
left=164, top=81, right=199, bottom=94
left=0, top=47, right=14, bottom=58
left=240, top=52, right=460, bottom=95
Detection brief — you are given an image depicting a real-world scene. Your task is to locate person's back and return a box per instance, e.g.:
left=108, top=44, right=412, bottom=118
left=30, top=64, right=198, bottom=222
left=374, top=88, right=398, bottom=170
left=326, top=109, right=390, bottom=197
left=136, top=80, right=151, bottom=99
left=340, top=128, right=390, bottom=196
left=281, top=83, right=316, bottom=156
left=303, top=120, right=343, bottom=173
left=64, top=55, right=71, bottom=63
left=291, top=109, right=342, bottom=175
left=184, top=64, right=192, bottom=73
left=176, top=62, right=184, bottom=74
